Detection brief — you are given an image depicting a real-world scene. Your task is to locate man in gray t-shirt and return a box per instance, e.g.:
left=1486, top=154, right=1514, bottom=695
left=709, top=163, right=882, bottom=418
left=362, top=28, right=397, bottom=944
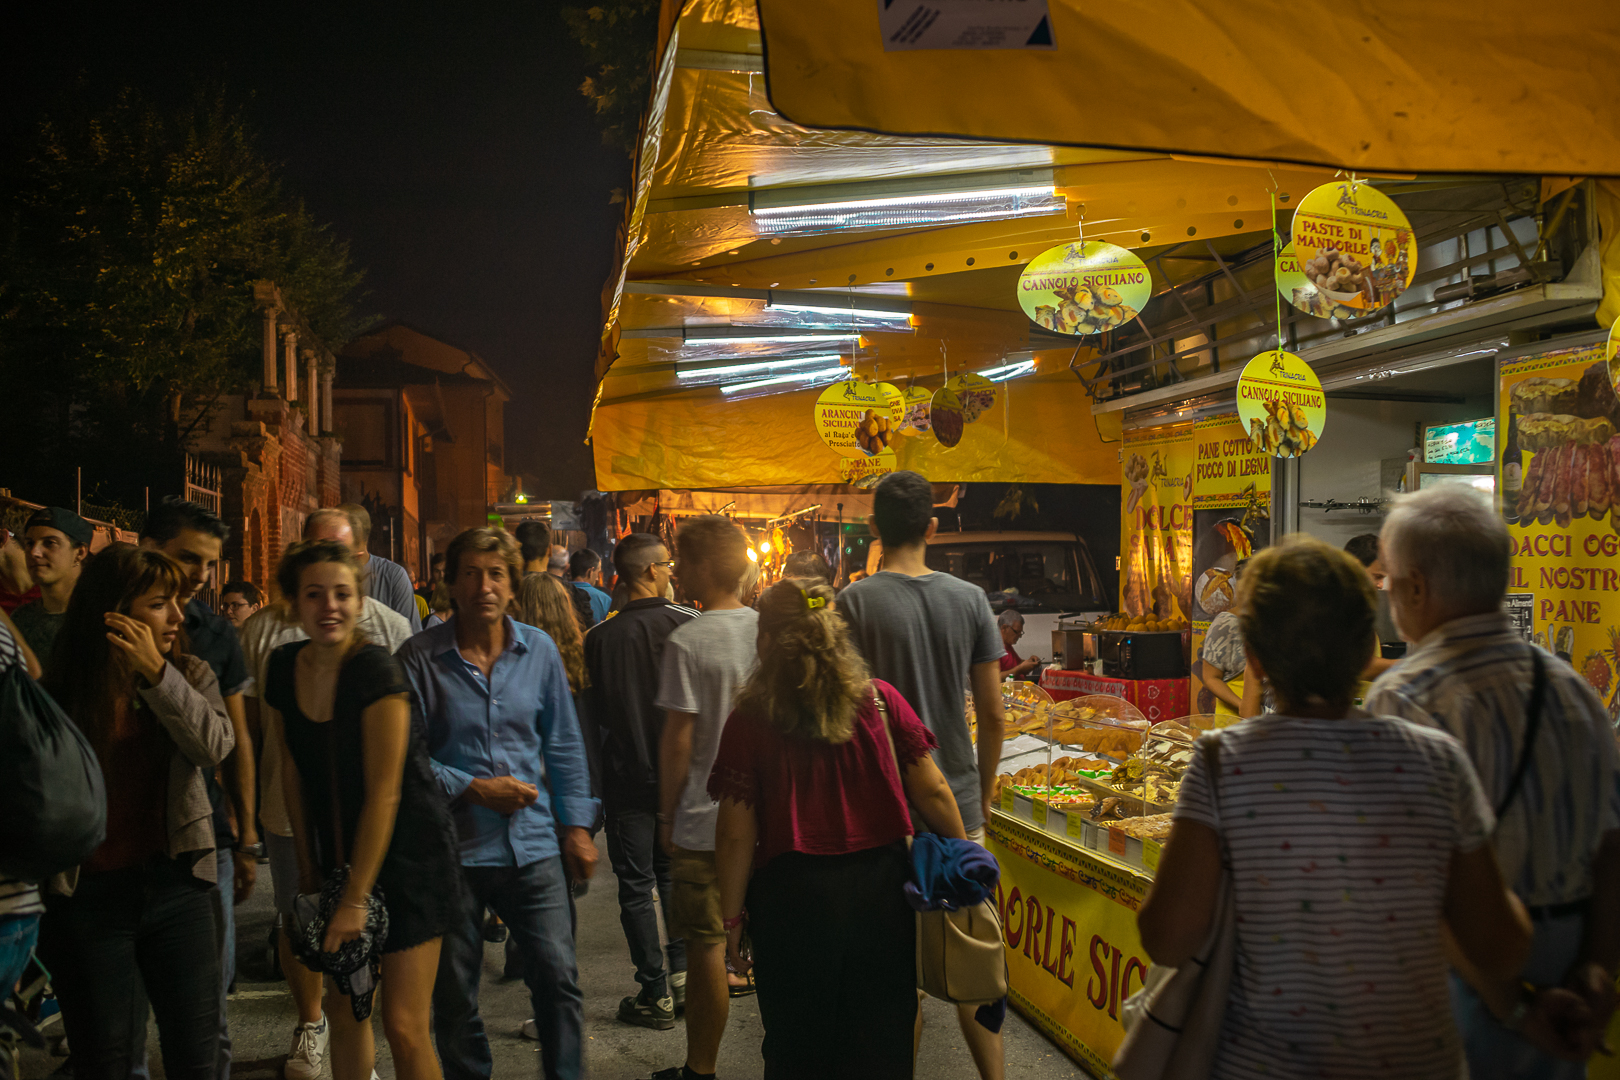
left=836, top=472, right=1009, bottom=1079
left=839, top=569, right=1003, bottom=829
left=649, top=515, right=757, bottom=1080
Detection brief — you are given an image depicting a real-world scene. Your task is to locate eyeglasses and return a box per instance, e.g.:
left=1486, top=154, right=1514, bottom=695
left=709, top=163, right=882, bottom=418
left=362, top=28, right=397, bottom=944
left=652, top=560, right=676, bottom=570
left=218, top=600, right=256, bottom=613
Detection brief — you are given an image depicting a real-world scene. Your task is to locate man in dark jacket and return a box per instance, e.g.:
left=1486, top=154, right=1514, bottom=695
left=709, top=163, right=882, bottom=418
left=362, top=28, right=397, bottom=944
left=582, top=533, right=698, bottom=1029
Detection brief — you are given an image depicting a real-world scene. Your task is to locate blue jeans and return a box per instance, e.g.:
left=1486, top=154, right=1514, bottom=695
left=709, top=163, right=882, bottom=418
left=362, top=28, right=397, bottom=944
left=210, top=848, right=235, bottom=1080
left=603, top=802, right=684, bottom=1000
left=1452, top=910, right=1587, bottom=1080
left=0, top=912, right=40, bottom=992
left=433, top=857, right=582, bottom=1080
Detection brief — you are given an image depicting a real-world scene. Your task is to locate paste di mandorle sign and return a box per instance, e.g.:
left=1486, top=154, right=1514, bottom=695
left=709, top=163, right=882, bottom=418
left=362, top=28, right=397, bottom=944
left=1018, top=241, right=1151, bottom=336
left=1235, top=350, right=1326, bottom=458
left=1290, top=182, right=1417, bottom=314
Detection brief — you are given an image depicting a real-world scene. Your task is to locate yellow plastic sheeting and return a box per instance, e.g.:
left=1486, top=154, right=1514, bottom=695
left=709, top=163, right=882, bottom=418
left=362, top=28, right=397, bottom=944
left=592, top=371, right=1117, bottom=490
left=757, top=0, right=1620, bottom=177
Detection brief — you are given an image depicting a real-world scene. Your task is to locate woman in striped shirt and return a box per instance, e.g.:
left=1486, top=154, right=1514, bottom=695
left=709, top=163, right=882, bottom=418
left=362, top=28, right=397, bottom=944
left=1137, top=536, right=1531, bottom=1079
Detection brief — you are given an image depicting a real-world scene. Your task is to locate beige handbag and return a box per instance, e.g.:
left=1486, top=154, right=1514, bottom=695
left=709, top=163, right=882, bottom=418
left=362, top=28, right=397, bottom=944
left=1112, top=734, right=1235, bottom=1080
left=875, top=692, right=1009, bottom=1005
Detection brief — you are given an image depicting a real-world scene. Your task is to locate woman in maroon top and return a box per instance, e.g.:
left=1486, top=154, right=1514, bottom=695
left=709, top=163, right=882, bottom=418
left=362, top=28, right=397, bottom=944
left=710, top=578, right=966, bottom=1080
left=37, top=544, right=234, bottom=1080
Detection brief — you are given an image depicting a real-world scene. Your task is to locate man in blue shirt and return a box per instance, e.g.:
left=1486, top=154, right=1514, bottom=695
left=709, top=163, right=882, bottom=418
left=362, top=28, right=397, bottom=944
left=566, top=548, right=612, bottom=627
left=396, top=527, right=599, bottom=1080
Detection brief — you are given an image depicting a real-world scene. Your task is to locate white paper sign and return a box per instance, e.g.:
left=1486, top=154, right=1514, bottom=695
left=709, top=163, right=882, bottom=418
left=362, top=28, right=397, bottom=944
left=879, top=0, right=1055, bottom=51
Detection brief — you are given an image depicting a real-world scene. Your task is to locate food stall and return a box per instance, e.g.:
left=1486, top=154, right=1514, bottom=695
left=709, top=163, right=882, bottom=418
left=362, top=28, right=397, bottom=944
left=972, top=683, right=1232, bottom=1071
left=586, top=3, right=1620, bottom=1072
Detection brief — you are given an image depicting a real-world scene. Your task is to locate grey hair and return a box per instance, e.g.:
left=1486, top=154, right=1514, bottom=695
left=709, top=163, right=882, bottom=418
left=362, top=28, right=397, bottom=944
left=1380, top=485, right=1510, bottom=613
left=997, top=608, right=1025, bottom=628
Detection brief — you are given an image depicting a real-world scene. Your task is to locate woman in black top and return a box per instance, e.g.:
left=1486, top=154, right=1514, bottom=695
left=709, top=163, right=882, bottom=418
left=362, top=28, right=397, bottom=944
left=263, top=541, right=458, bottom=1080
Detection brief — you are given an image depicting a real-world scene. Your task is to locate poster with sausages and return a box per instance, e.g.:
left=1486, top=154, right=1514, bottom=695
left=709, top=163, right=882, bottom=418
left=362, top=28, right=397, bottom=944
left=1499, top=341, right=1620, bottom=721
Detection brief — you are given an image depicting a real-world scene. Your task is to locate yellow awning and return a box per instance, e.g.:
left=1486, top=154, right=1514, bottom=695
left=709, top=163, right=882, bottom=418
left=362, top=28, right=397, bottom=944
left=756, top=0, right=1620, bottom=177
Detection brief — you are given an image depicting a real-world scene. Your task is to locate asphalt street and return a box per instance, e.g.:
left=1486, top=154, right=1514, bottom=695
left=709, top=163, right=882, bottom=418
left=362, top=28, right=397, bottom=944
left=19, top=833, right=1088, bottom=1079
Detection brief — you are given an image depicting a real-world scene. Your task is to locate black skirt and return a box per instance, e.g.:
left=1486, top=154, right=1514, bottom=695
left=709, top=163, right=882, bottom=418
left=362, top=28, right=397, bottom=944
left=746, top=842, right=916, bottom=1080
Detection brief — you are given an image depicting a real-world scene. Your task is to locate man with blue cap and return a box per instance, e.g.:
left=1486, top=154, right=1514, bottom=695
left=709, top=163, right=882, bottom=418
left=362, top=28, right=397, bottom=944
left=11, top=506, right=93, bottom=665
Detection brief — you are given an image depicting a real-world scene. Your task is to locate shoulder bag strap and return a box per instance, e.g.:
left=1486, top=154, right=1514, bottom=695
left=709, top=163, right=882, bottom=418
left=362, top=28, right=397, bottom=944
left=1199, top=731, right=1231, bottom=869
left=872, top=687, right=916, bottom=836
left=1495, top=649, right=1547, bottom=820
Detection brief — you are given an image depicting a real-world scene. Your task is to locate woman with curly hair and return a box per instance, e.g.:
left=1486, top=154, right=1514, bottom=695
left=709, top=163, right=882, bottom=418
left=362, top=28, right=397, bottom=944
left=515, top=570, right=588, bottom=694
left=36, top=544, right=234, bottom=1080
left=709, top=578, right=966, bottom=1079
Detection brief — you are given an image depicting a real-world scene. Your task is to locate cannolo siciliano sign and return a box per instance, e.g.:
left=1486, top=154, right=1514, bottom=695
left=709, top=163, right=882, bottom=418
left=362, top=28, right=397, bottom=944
left=1235, top=350, right=1326, bottom=458
left=1499, top=340, right=1620, bottom=714
left=1017, top=241, right=1151, bottom=336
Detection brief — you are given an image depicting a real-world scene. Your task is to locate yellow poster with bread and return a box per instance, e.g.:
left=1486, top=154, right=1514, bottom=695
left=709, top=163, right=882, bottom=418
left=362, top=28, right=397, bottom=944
left=1189, top=413, right=1273, bottom=711
left=988, top=814, right=1151, bottom=1078
left=1498, top=342, right=1620, bottom=715
left=1119, top=423, right=1193, bottom=623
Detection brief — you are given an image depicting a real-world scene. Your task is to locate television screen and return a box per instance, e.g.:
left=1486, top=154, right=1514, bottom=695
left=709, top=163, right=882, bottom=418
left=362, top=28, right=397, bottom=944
left=1424, top=418, right=1495, bottom=464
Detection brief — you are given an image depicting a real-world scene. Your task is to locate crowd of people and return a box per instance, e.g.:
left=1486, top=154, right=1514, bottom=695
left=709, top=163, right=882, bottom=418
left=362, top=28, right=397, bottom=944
left=3, top=471, right=1617, bottom=1080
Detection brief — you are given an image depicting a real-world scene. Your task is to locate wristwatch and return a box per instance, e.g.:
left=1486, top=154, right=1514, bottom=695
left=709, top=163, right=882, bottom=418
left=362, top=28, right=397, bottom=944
left=234, top=841, right=266, bottom=858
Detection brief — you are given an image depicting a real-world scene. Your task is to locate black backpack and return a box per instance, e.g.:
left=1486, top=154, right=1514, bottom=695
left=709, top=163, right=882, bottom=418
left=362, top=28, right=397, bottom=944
left=0, top=662, right=107, bottom=882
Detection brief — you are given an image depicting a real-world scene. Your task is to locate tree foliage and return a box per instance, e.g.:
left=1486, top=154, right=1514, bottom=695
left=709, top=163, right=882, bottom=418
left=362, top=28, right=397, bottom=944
left=0, top=89, right=365, bottom=507
left=561, top=1, right=661, bottom=157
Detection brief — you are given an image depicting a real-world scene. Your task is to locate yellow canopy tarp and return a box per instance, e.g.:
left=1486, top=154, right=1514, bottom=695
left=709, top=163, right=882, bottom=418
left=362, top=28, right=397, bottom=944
left=756, top=0, right=1620, bottom=176
left=592, top=367, right=1119, bottom=490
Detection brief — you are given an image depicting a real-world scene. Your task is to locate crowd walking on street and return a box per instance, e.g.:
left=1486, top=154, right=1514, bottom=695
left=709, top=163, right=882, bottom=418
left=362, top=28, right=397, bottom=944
left=5, top=475, right=1620, bottom=1080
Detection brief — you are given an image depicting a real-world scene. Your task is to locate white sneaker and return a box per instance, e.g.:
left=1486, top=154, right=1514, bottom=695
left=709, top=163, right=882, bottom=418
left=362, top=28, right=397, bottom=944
left=284, top=1017, right=328, bottom=1080
left=520, top=1018, right=538, bottom=1040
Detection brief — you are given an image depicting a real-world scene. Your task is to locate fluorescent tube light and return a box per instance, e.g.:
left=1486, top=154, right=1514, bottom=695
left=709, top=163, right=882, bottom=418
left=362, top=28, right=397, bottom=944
left=677, top=354, right=844, bottom=380
left=979, top=360, right=1036, bottom=382
left=683, top=332, right=861, bottom=346
left=751, top=186, right=1059, bottom=236
left=766, top=302, right=912, bottom=322
left=720, top=366, right=847, bottom=395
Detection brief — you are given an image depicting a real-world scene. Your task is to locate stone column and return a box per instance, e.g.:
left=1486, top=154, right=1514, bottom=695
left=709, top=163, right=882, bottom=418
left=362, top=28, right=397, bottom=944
left=321, top=369, right=335, bottom=436
left=261, top=309, right=280, bottom=394
left=283, top=330, right=299, bottom=403
left=303, top=348, right=319, bottom=431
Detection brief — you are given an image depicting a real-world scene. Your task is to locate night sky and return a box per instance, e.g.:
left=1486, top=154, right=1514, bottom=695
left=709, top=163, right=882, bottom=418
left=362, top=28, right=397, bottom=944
left=3, top=2, right=625, bottom=498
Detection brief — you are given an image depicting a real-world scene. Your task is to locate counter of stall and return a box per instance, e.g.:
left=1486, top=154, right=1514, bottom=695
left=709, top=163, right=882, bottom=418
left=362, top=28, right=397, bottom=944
left=973, top=684, right=1230, bottom=1076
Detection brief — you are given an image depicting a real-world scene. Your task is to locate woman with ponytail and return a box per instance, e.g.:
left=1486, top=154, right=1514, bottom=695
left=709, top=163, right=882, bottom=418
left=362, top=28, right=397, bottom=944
left=709, top=578, right=966, bottom=1079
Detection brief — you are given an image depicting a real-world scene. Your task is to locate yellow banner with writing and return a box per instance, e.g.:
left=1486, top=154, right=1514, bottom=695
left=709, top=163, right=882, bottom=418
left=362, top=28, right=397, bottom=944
left=988, top=814, right=1151, bottom=1078
left=1189, top=413, right=1273, bottom=709
left=1498, top=342, right=1620, bottom=711
left=1120, top=423, right=1194, bottom=619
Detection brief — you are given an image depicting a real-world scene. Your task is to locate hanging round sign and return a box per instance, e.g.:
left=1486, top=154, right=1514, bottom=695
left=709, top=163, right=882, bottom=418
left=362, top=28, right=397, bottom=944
left=929, top=373, right=999, bottom=449
left=897, top=385, right=932, bottom=434
left=813, top=380, right=893, bottom=458
left=1290, top=182, right=1417, bottom=314
left=1276, top=240, right=1328, bottom=320
left=1017, top=240, right=1151, bottom=335
left=1607, top=313, right=1620, bottom=396
left=1236, top=350, right=1326, bottom=458
left=876, top=382, right=905, bottom=426
left=839, top=449, right=897, bottom=486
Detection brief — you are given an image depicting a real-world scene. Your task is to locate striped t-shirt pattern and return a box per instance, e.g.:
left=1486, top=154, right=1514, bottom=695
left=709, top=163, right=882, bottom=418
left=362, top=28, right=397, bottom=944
left=1174, top=714, right=1492, bottom=1080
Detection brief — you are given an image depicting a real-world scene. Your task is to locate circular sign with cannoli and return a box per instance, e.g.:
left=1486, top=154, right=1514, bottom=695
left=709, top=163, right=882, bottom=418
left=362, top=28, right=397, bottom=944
left=1236, top=350, right=1326, bottom=458
left=813, top=380, right=892, bottom=458
left=1017, top=240, right=1150, bottom=335
left=1291, top=182, right=1417, bottom=314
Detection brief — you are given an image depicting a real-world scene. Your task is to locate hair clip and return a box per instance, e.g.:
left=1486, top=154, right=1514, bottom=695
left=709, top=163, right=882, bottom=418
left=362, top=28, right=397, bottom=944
left=800, top=588, right=826, bottom=610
